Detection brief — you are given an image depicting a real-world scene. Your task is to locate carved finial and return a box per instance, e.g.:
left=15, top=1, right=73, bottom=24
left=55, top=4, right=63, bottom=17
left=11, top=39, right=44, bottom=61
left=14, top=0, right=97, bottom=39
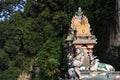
left=78, top=7, right=82, bottom=14
left=76, top=7, right=83, bottom=20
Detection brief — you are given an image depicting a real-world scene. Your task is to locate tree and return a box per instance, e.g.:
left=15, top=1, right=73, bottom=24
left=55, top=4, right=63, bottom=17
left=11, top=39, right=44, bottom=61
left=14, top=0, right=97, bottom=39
left=0, top=67, right=19, bottom=80
left=36, top=39, right=61, bottom=80
left=0, top=49, right=9, bottom=71
left=13, top=52, right=29, bottom=71
left=0, top=0, right=26, bottom=21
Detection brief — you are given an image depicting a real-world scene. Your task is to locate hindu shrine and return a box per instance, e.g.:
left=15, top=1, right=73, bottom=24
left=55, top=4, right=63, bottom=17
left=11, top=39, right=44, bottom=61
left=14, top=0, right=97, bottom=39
left=64, top=7, right=117, bottom=80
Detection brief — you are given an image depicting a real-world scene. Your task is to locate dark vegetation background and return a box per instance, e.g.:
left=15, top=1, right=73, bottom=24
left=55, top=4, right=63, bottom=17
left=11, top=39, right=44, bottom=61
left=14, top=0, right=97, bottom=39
left=0, top=0, right=119, bottom=80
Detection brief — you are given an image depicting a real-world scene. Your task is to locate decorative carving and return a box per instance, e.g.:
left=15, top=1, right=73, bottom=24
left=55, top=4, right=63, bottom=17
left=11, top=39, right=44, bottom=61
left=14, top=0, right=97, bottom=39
left=71, top=16, right=91, bottom=37
left=90, top=56, right=115, bottom=71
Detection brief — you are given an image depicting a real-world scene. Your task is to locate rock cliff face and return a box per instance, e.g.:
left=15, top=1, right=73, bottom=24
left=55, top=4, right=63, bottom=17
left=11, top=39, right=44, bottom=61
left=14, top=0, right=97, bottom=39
left=103, top=0, right=120, bottom=71
left=109, top=0, right=120, bottom=47
left=114, top=0, right=120, bottom=46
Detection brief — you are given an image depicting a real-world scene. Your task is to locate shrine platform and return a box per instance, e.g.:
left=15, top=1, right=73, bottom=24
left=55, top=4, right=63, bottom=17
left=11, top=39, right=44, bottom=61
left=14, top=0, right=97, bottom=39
left=60, top=71, right=120, bottom=80
left=81, top=71, right=120, bottom=80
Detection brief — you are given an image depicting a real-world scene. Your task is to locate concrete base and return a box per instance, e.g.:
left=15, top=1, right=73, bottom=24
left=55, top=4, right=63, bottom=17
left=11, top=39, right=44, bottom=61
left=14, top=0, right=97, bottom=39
left=81, top=71, right=120, bottom=80
left=60, top=71, right=120, bottom=80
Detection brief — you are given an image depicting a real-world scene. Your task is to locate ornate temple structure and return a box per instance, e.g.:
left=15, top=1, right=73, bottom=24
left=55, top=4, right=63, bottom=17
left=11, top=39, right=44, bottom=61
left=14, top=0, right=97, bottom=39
left=65, top=7, right=97, bottom=69
left=65, top=7, right=116, bottom=80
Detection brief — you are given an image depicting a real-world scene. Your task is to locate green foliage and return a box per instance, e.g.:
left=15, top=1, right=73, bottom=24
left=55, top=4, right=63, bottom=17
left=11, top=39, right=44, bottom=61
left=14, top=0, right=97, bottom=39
left=0, top=67, right=19, bottom=80
left=52, top=11, right=69, bottom=36
left=13, top=53, right=29, bottom=71
left=0, top=49, right=9, bottom=71
left=23, top=31, right=42, bottom=55
left=3, top=26, right=22, bottom=55
left=4, top=39, right=20, bottom=54
left=36, top=39, right=61, bottom=80
left=0, top=24, right=8, bottom=48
